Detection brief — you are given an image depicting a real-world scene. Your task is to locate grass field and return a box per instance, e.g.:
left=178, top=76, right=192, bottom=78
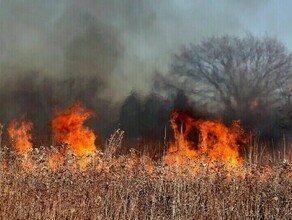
left=1, top=131, right=292, bottom=220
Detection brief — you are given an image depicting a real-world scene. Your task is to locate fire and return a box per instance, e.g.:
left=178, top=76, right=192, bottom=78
left=196, top=119, right=246, bottom=166
left=7, top=116, right=33, bottom=170
left=7, top=116, right=33, bottom=155
left=164, top=111, right=197, bottom=169
left=50, top=102, right=97, bottom=169
left=164, top=111, right=249, bottom=172
left=250, top=99, right=258, bottom=109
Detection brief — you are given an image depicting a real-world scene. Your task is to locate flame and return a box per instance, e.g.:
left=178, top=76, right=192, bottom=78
left=164, top=111, right=197, bottom=170
left=7, top=117, right=33, bottom=154
left=250, top=99, right=258, bottom=109
left=50, top=102, right=97, bottom=169
left=164, top=111, right=249, bottom=173
left=7, top=116, right=33, bottom=170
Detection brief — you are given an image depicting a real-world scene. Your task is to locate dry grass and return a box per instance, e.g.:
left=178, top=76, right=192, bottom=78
left=1, top=132, right=292, bottom=219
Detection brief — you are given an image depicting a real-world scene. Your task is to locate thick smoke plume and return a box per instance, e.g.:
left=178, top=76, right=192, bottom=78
left=118, top=90, right=193, bottom=140
left=0, top=1, right=124, bottom=137
left=0, top=0, right=276, bottom=141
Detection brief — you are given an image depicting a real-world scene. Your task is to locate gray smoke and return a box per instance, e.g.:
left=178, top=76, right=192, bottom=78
left=0, top=0, right=273, bottom=139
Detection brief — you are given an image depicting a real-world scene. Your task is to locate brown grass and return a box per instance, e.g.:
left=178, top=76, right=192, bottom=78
left=1, top=132, right=292, bottom=219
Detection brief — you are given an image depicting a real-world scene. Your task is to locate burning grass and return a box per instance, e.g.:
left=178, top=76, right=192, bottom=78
left=1, top=104, right=292, bottom=219
left=50, top=102, right=98, bottom=170
left=1, top=145, right=292, bottom=219
left=164, top=110, right=249, bottom=172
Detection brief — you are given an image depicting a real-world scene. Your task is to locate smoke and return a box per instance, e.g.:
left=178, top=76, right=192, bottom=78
left=118, top=90, right=205, bottom=140
left=0, top=0, right=123, bottom=137
left=0, top=0, right=272, bottom=139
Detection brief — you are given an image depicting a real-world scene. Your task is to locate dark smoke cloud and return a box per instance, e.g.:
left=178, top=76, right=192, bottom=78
left=0, top=0, right=272, bottom=140
left=0, top=1, right=124, bottom=138
left=118, top=90, right=200, bottom=140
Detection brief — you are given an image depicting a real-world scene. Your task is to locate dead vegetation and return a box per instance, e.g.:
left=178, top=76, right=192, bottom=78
left=1, top=130, right=292, bottom=220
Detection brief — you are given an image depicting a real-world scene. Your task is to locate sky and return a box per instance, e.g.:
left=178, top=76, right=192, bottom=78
left=0, top=0, right=291, bottom=102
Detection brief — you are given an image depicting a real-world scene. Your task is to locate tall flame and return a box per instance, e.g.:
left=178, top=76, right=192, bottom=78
left=51, top=102, right=97, bottom=169
left=7, top=116, right=33, bottom=154
left=7, top=116, right=33, bottom=170
left=164, top=111, right=248, bottom=172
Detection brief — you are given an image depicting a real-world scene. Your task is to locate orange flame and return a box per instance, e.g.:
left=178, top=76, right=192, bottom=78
left=164, top=111, right=249, bottom=172
left=50, top=102, right=97, bottom=169
left=7, top=116, right=33, bottom=170
left=7, top=117, right=33, bottom=154
left=250, top=99, right=258, bottom=109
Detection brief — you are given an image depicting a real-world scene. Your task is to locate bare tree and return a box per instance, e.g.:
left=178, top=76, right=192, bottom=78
left=163, top=35, right=292, bottom=123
